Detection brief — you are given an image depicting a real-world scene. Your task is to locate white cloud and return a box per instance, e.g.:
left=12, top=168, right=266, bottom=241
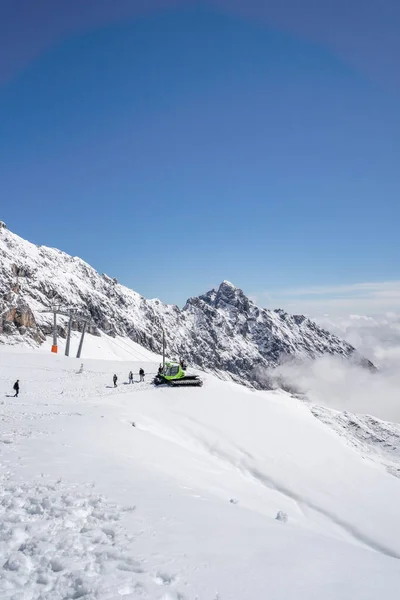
left=255, top=306, right=400, bottom=423
left=267, top=354, right=400, bottom=423
left=315, top=312, right=400, bottom=371
left=253, top=280, right=400, bottom=316
left=252, top=281, right=400, bottom=422
left=277, top=281, right=400, bottom=297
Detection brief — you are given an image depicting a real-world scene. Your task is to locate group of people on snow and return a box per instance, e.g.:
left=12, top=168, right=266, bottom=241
left=10, top=359, right=188, bottom=397
left=113, top=359, right=186, bottom=387
left=113, top=368, right=145, bottom=387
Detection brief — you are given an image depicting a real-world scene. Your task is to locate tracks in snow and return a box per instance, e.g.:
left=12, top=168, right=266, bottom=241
left=0, top=474, right=194, bottom=600
left=140, top=416, right=400, bottom=562
left=193, top=433, right=400, bottom=560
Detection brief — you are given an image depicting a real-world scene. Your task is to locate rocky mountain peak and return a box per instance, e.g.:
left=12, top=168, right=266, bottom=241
left=199, top=280, right=252, bottom=314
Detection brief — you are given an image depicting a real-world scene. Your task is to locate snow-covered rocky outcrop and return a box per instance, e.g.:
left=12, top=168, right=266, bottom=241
left=0, top=226, right=374, bottom=386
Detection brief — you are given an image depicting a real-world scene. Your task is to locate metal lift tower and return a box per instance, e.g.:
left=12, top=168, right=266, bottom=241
left=41, top=306, right=91, bottom=358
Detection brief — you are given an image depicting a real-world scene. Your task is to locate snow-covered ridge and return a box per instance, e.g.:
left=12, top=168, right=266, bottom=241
left=0, top=226, right=374, bottom=386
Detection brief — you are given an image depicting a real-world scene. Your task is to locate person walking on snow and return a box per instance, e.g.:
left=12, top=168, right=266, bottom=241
left=139, top=368, right=145, bottom=383
left=13, top=380, right=19, bottom=398
left=128, top=371, right=133, bottom=384
left=113, top=374, right=118, bottom=387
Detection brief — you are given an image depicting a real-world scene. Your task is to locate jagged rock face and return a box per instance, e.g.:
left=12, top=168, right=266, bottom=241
left=178, top=281, right=375, bottom=385
left=0, top=229, right=374, bottom=387
left=0, top=292, right=45, bottom=343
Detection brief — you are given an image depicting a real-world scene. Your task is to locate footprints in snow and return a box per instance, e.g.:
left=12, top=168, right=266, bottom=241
left=154, top=571, right=179, bottom=586
left=0, top=475, right=185, bottom=600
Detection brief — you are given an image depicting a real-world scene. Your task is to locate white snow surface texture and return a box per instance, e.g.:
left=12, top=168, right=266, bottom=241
left=0, top=227, right=372, bottom=388
left=1, top=340, right=400, bottom=599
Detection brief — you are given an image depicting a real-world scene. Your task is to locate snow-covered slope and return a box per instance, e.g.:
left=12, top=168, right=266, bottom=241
left=311, top=404, right=400, bottom=478
left=0, top=225, right=373, bottom=388
left=0, top=346, right=400, bottom=599
left=38, top=332, right=162, bottom=363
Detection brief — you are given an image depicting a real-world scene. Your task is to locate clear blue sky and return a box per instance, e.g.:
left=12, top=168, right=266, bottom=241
left=1, top=1, right=399, bottom=308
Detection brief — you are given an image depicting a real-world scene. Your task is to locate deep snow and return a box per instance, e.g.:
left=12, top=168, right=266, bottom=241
left=1, top=338, right=400, bottom=599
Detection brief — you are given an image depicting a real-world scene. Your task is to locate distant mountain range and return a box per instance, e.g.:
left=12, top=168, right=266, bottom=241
left=0, top=222, right=375, bottom=387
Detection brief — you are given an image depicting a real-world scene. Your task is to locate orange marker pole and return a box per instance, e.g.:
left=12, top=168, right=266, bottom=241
left=51, top=310, right=58, bottom=353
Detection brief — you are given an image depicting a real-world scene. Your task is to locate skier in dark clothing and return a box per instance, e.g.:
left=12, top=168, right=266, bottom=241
left=139, top=368, right=145, bottom=383
left=128, top=371, right=133, bottom=384
left=158, top=364, right=163, bottom=375
left=13, top=380, right=19, bottom=398
left=113, top=374, right=118, bottom=387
